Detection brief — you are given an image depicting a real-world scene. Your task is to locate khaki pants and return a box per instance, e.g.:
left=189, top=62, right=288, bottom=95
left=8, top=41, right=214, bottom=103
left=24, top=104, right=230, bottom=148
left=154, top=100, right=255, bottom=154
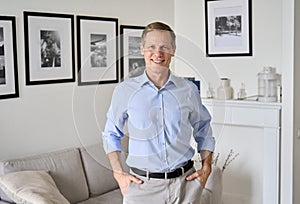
left=123, top=168, right=203, bottom=204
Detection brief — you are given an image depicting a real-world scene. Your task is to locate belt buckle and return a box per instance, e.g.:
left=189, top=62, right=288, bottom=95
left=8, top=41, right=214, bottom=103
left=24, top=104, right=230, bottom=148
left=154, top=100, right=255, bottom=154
left=165, top=172, right=167, bottom=179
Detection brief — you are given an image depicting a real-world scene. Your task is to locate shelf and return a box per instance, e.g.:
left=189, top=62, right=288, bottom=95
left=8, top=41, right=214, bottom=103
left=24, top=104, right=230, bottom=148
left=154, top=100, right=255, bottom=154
left=202, top=98, right=282, bottom=108
left=202, top=98, right=281, bottom=204
left=202, top=98, right=281, bottom=128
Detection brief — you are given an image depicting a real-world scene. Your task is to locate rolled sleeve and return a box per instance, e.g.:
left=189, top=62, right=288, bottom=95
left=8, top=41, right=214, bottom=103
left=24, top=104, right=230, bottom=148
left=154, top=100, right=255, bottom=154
left=102, top=106, right=126, bottom=154
left=190, top=85, right=215, bottom=153
left=102, top=130, right=122, bottom=154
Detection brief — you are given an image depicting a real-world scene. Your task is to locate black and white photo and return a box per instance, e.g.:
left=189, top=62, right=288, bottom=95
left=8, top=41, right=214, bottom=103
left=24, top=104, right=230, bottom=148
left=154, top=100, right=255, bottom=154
left=127, top=35, right=145, bottom=78
left=215, top=15, right=242, bottom=47
left=77, top=16, right=118, bottom=85
left=128, top=58, right=145, bottom=78
left=128, top=36, right=143, bottom=57
left=0, top=16, right=19, bottom=100
left=0, top=27, right=5, bottom=85
left=40, top=30, right=61, bottom=68
left=205, top=0, right=252, bottom=57
left=120, top=25, right=145, bottom=79
left=24, top=11, right=75, bottom=85
left=90, top=34, right=107, bottom=68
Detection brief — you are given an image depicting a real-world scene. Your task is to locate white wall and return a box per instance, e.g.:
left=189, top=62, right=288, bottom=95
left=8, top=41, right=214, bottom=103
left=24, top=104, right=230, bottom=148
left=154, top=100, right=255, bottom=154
left=0, top=0, right=174, bottom=160
left=174, top=0, right=282, bottom=98
left=293, top=0, right=300, bottom=203
left=175, top=0, right=294, bottom=203
left=280, top=0, right=294, bottom=203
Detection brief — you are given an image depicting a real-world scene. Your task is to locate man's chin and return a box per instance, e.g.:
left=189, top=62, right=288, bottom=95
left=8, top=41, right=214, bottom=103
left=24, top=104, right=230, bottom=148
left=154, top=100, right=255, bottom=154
left=147, top=64, right=169, bottom=70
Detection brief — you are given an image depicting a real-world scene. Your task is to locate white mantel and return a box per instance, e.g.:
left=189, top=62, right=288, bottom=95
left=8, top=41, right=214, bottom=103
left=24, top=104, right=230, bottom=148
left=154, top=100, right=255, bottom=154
left=202, top=99, right=281, bottom=204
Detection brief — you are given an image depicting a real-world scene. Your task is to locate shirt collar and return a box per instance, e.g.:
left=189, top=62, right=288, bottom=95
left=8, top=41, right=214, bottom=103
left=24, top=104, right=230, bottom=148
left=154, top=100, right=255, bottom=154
left=137, top=71, right=179, bottom=88
left=138, top=71, right=149, bottom=86
left=168, top=73, right=181, bottom=87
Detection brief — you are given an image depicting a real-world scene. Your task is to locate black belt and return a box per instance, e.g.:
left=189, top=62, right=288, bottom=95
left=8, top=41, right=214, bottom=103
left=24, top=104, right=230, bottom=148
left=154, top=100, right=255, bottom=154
left=131, top=160, right=194, bottom=179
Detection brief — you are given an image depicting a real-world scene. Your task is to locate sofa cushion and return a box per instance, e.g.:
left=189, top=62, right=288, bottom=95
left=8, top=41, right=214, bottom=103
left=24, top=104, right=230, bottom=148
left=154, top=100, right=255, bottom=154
left=0, top=163, right=11, bottom=203
left=0, top=170, right=70, bottom=204
left=0, top=148, right=89, bottom=204
left=80, top=143, right=129, bottom=196
left=0, top=187, right=11, bottom=203
left=77, top=189, right=122, bottom=204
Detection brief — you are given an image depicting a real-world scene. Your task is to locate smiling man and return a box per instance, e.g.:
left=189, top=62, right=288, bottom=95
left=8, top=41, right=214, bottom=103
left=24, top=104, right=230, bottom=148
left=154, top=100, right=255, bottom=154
left=102, top=22, right=215, bottom=204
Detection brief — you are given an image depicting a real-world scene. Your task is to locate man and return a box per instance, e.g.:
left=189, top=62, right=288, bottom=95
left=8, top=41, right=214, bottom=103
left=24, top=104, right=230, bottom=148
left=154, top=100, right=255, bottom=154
left=102, top=22, right=215, bottom=204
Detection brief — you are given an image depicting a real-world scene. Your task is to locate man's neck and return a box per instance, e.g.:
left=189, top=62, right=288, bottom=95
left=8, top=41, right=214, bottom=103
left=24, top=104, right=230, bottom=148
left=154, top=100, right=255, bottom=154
left=146, top=69, right=170, bottom=89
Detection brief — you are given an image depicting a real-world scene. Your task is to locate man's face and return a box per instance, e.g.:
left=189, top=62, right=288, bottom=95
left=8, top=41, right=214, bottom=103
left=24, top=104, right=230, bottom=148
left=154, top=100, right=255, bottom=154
left=141, top=30, right=175, bottom=71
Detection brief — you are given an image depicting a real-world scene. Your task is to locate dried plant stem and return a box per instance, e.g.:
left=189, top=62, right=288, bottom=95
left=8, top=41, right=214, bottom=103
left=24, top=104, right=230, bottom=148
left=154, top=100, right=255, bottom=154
left=222, top=149, right=239, bottom=172
left=213, top=153, right=220, bottom=166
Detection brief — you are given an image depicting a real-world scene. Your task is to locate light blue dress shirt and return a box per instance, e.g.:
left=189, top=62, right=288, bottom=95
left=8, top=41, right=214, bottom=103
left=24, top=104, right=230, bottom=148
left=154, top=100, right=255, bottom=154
left=102, top=72, right=215, bottom=172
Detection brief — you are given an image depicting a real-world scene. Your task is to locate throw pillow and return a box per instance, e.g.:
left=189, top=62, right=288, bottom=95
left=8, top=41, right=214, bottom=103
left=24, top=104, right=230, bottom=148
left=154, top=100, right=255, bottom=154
left=0, top=170, right=70, bottom=204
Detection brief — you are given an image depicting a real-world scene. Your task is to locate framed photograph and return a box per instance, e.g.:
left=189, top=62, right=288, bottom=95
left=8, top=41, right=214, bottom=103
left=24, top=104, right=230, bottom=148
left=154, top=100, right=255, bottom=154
left=0, top=16, right=19, bottom=99
left=24, top=11, right=75, bottom=85
left=205, top=0, right=252, bottom=57
left=120, top=25, right=145, bottom=80
left=77, top=15, right=118, bottom=85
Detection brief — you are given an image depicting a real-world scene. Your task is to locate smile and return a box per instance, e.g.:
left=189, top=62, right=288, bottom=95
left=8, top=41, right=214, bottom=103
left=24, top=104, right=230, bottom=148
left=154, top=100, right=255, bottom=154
left=151, top=59, right=165, bottom=64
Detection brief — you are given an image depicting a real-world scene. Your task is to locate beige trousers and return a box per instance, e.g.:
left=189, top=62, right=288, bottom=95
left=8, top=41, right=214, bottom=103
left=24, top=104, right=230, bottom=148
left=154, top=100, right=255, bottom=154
left=123, top=168, right=203, bottom=204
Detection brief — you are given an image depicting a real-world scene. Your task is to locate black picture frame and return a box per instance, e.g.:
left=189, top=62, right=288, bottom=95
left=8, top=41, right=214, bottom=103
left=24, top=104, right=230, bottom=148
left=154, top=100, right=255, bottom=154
left=24, top=11, right=75, bottom=85
left=205, top=0, right=252, bottom=57
left=120, top=25, right=145, bottom=80
left=77, top=15, right=119, bottom=85
left=0, top=16, right=19, bottom=99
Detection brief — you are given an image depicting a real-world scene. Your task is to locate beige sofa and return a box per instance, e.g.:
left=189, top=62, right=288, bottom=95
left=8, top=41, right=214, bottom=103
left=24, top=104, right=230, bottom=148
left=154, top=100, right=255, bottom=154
left=0, top=143, right=222, bottom=204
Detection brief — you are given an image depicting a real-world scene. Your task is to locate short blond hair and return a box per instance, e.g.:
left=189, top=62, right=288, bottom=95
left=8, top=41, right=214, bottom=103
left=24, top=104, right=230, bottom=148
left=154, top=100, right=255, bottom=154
left=141, top=22, right=176, bottom=48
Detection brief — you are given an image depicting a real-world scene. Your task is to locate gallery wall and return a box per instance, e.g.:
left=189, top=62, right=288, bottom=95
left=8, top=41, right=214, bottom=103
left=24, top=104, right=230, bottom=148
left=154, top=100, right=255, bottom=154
left=0, top=0, right=297, bottom=203
left=0, top=0, right=174, bottom=160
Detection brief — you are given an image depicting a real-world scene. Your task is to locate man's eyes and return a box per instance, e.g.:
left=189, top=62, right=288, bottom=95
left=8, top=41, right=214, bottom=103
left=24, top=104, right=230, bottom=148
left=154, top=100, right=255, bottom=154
left=147, top=45, right=156, bottom=49
left=161, top=46, right=170, bottom=50
left=146, top=45, right=170, bottom=50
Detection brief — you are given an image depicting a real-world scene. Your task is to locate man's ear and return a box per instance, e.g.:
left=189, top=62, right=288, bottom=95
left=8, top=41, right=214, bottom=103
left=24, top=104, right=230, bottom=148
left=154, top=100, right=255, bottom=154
left=171, top=46, right=176, bottom=57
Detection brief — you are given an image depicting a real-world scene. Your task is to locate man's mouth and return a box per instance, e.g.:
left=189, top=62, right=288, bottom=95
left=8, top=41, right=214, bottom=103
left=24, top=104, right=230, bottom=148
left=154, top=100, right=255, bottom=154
left=151, top=59, right=165, bottom=64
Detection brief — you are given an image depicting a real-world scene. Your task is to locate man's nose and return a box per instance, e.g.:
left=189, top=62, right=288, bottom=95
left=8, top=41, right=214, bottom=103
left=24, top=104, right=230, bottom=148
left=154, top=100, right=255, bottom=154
left=153, top=47, right=164, bottom=55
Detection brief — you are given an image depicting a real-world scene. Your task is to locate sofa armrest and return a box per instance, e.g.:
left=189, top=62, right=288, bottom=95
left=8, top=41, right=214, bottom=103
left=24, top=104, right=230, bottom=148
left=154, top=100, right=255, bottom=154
left=0, top=179, right=12, bottom=203
left=0, top=188, right=11, bottom=204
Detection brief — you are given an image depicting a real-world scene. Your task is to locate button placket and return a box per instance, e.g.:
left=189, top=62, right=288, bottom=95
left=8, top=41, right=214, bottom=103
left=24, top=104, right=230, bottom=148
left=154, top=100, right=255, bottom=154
left=159, top=91, right=168, bottom=168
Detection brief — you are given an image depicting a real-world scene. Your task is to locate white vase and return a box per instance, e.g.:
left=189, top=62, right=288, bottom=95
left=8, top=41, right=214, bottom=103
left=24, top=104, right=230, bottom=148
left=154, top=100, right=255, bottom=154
left=217, top=78, right=233, bottom=100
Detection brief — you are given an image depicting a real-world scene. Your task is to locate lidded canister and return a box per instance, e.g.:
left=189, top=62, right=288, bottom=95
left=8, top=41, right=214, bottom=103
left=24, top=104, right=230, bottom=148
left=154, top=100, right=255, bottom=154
left=257, top=67, right=279, bottom=102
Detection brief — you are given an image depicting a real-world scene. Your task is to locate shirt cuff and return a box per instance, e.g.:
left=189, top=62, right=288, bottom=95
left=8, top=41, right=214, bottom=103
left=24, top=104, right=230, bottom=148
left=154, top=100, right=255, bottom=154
left=197, top=137, right=215, bottom=153
left=102, top=137, right=122, bottom=154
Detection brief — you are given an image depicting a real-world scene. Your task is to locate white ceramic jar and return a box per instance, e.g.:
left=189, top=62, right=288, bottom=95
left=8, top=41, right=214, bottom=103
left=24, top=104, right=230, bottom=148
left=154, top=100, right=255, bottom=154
left=217, top=78, right=233, bottom=100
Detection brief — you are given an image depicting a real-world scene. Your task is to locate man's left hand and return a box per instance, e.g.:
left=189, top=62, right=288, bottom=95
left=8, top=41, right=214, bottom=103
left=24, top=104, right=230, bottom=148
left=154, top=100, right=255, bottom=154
left=185, top=150, right=213, bottom=188
left=185, top=163, right=211, bottom=188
